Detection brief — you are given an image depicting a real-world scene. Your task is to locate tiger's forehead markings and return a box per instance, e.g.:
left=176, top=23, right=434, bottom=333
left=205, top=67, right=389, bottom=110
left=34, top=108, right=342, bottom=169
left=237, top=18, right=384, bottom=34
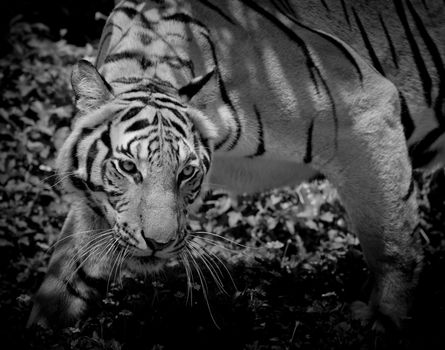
left=111, top=76, right=180, bottom=97
left=111, top=106, right=191, bottom=167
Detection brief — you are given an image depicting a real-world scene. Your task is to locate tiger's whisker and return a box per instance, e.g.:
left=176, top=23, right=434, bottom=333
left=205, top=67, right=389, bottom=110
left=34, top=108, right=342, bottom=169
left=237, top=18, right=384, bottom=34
left=188, top=234, right=250, bottom=256
left=186, top=246, right=220, bottom=330
left=188, top=241, right=227, bottom=295
left=66, top=235, right=114, bottom=283
left=47, top=229, right=114, bottom=253
left=181, top=251, right=195, bottom=306
left=191, top=231, right=255, bottom=249
left=188, top=238, right=238, bottom=292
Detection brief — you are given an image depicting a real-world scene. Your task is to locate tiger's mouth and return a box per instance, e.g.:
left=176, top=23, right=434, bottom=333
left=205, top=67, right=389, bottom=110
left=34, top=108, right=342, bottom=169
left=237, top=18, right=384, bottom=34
left=126, top=252, right=168, bottom=273
left=134, top=255, right=163, bottom=265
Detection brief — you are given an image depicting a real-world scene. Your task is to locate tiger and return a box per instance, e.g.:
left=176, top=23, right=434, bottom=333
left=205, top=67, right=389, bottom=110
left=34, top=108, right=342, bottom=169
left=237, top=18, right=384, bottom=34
left=28, top=0, right=444, bottom=336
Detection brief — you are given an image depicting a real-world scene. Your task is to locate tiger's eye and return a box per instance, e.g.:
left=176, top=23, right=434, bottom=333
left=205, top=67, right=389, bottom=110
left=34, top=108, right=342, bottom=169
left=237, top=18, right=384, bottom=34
left=119, top=159, right=138, bottom=173
left=181, top=165, right=195, bottom=178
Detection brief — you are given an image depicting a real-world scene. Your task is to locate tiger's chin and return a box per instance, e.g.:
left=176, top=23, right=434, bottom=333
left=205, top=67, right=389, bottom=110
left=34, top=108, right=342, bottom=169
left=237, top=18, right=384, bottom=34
left=125, top=255, right=169, bottom=274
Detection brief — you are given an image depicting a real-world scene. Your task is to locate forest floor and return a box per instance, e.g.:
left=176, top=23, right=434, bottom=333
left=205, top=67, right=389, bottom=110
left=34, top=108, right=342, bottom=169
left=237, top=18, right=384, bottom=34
left=1, top=22, right=444, bottom=350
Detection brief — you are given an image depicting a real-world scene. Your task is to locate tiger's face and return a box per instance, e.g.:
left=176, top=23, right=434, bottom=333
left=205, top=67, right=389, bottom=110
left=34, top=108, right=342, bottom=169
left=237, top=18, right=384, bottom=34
left=59, top=60, right=216, bottom=272
left=101, top=105, right=209, bottom=271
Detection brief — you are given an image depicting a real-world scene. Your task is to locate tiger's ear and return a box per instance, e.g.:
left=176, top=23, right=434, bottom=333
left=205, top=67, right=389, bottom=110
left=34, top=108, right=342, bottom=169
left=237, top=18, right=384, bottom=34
left=71, top=59, right=113, bottom=114
left=178, top=69, right=215, bottom=102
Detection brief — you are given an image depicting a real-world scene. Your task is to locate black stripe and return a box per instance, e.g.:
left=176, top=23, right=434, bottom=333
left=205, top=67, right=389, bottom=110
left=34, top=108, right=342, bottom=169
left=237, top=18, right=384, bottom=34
left=402, top=176, right=415, bottom=201
left=64, top=279, right=88, bottom=302
left=155, top=96, right=185, bottom=108
left=71, top=128, right=95, bottom=169
left=127, top=135, right=149, bottom=152
left=113, top=6, right=139, bottom=19
left=97, top=31, right=113, bottom=65
left=214, top=131, right=231, bottom=150
left=170, top=120, right=187, bottom=138
left=169, top=108, right=188, bottom=125
left=197, top=0, right=236, bottom=25
left=193, top=131, right=200, bottom=149
left=125, top=119, right=151, bottom=133
left=163, top=13, right=208, bottom=28
left=103, top=22, right=123, bottom=33
left=139, top=12, right=155, bottom=29
left=147, top=78, right=177, bottom=92
left=200, top=134, right=210, bottom=151
left=340, top=0, right=351, bottom=27
left=107, top=190, right=123, bottom=197
left=152, top=111, right=159, bottom=125
left=121, top=86, right=153, bottom=95
left=161, top=13, right=242, bottom=151
left=379, top=14, right=399, bottom=69
left=201, top=32, right=242, bottom=150
left=116, top=200, right=130, bottom=213
left=406, top=0, right=445, bottom=127
left=269, top=1, right=363, bottom=83
left=411, top=149, right=438, bottom=168
left=304, top=119, right=315, bottom=164
left=69, top=175, right=89, bottom=192
left=100, top=123, right=111, bottom=148
left=86, top=139, right=99, bottom=183
left=77, top=265, right=107, bottom=294
left=105, top=51, right=154, bottom=70
left=116, top=145, right=134, bottom=158
left=111, top=77, right=144, bottom=84
left=320, top=0, right=330, bottom=12
left=178, top=68, right=214, bottom=100
left=157, top=55, right=194, bottom=73
left=318, top=75, right=338, bottom=151
left=70, top=170, right=104, bottom=193
left=279, top=0, right=297, bottom=17
left=123, top=96, right=152, bottom=104
left=100, top=123, right=112, bottom=182
left=399, top=92, right=415, bottom=138
left=138, top=32, right=153, bottom=46
left=86, top=182, right=105, bottom=193
left=248, top=105, right=265, bottom=157
left=394, top=0, right=432, bottom=106
left=202, top=154, right=210, bottom=172
left=352, top=7, right=385, bottom=76
left=264, top=2, right=343, bottom=149
left=121, top=106, right=144, bottom=122
left=254, top=2, right=320, bottom=92
left=125, top=0, right=143, bottom=5
left=161, top=115, right=171, bottom=128
left=409, top=127, right=443, bottom=168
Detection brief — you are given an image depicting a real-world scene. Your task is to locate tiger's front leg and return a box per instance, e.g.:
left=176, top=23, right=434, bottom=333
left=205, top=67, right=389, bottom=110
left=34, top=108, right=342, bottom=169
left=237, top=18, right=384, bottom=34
left=27, top=205, right=113, bottom=328
left=316, top=85, right=423, bottom=332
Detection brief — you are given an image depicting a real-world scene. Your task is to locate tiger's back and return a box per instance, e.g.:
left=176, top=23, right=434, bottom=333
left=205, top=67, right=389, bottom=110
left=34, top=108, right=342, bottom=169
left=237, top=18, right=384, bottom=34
left=294, top=0, right=445, bottom=167
left=192, top=0, right=445, bottom=169
left=101, top=0, right=445, bottom=170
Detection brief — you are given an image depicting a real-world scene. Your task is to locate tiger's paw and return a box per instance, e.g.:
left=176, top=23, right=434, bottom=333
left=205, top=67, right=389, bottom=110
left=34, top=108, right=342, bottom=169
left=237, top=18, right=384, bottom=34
left=26, top=304, right=50, bottom=329
left=351, top=300, right=412, bottom=350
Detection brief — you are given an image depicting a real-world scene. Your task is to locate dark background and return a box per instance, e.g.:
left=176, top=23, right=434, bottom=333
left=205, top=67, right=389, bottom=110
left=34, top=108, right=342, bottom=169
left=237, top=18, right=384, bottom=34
left=0, top=0, right=114, bottom=54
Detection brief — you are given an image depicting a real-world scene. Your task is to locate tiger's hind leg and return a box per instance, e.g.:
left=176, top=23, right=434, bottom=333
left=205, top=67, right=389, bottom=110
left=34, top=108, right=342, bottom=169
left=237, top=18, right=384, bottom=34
left=315, top=84, right=423, bottom=334
left=27, top=206, right=113, bottom=328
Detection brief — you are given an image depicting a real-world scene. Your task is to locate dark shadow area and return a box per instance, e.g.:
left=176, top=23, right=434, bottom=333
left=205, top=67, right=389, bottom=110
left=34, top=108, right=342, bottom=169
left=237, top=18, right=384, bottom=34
left=0, top=0, right=114, bottom=55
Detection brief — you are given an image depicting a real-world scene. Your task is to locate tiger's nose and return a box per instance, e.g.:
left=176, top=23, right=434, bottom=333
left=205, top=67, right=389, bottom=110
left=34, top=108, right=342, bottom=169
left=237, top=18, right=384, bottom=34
left=142, top=236, right=173, bottom=251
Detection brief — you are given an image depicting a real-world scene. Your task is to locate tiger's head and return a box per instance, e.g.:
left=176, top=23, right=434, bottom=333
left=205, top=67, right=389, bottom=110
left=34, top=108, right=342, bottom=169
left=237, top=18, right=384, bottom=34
left=58, top=60, right=217, bottom=273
